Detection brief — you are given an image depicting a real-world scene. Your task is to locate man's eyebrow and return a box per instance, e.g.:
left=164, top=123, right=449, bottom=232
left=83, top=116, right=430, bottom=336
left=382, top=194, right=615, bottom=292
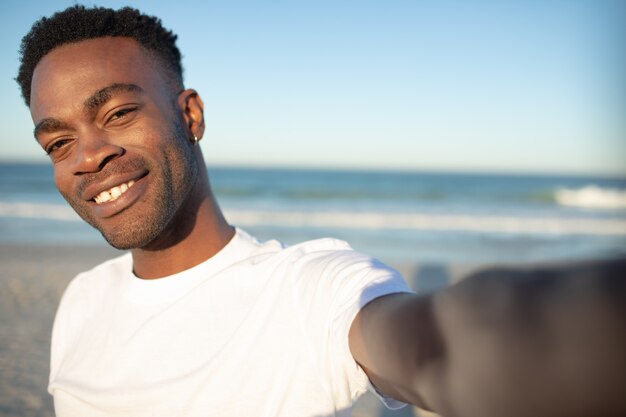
left=83, top=83, right=144, bottom=112
left=33, top=83, right=145, bottom=141
left=34, top=118, right=72, bottom=140
left=33, top=83, right=144, bottom=139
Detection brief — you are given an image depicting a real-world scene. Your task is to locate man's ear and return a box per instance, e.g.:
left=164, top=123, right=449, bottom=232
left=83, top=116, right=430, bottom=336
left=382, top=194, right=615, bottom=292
left=177, top=89, right=205, bottom=140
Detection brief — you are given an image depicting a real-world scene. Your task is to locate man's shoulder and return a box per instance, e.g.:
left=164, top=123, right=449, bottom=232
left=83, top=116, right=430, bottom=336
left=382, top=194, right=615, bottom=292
left=66, top=252, right=132, bottom=294
left=279, top=236, right=376, bottom=272
left=261, top=235, right=404, bottom=294
left=232, top=230, right=397, bottom=292
left=52, top=253, right=132, bottom=326
left=285, top=236, right=353, bottom=254
left=234, top=228, right=355, bottom=266
left=77, top=251, right=132, bottom=278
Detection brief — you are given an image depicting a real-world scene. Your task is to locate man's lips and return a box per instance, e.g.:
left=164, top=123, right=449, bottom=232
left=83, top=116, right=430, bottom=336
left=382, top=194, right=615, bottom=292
left=88, top=173, right=149, bottom=219
left=82, top=170, right=148, bottom=202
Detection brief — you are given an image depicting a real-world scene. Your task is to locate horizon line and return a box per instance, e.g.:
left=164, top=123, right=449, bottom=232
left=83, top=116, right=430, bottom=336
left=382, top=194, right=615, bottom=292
left=1, top=157, right=625, bottom=180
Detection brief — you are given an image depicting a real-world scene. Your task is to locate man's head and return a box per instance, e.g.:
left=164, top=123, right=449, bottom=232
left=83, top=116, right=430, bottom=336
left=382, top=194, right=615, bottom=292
left=17, top=5, right=183, bottom=107
left=19, top=6, right=209, bottom=251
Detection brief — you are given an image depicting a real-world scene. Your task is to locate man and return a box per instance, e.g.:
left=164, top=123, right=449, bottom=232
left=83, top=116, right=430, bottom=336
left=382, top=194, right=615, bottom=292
left=16, top=5, right=626, bottom=417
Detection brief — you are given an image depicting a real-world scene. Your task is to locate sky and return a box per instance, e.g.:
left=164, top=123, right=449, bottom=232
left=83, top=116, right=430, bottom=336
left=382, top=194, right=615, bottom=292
left=0, top=0, right=624, bottom=176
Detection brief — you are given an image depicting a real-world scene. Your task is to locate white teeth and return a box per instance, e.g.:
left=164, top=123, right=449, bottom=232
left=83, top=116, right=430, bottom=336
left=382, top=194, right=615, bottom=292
left=94, top=180, right=136, bottom=204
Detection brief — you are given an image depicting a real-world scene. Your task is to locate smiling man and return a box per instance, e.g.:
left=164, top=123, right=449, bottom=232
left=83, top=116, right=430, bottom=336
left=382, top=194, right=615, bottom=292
left=18, top=7, right=412, bottom=416
left=16, top=5, right=626, bottom=417
left=27, top=32, right=231, bottom=278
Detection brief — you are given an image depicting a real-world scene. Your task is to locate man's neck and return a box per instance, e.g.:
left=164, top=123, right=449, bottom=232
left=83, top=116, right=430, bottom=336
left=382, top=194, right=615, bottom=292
left=130, top=186, right=235, bottom=280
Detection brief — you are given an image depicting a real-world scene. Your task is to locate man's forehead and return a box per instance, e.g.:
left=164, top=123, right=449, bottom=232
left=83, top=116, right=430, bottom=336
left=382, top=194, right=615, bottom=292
left=29, top=37, right=163, bottom=117
left=39, top=36, right=148, bottom=64
left=31, top=37, right=157, bottom=90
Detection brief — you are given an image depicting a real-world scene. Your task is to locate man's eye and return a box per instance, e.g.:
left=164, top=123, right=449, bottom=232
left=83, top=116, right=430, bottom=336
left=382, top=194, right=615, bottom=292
left=46, top=138, right=72, bottom=155
left=108, top=107, right=137, bottom=122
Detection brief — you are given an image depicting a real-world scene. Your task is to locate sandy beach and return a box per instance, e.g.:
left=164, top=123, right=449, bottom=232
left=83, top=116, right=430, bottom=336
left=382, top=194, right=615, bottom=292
left=0, top=244, right=122, bottom=417
left=0, top=242, right=479, bottom=417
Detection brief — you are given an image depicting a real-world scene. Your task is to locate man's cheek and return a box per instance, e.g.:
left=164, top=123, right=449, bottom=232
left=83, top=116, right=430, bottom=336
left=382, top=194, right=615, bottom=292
left=54, top=172, right=69, bottom=196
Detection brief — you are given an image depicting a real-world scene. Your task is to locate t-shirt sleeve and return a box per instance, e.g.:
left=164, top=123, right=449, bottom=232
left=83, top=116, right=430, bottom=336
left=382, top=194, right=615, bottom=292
left=329, top=254, right=413, bottom=410
left=289, top=240, right=414, bottom=410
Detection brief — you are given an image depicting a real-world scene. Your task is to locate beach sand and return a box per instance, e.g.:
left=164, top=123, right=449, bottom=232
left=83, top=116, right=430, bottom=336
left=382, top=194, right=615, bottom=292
left=0, top=244, right=122, bottom=417
left=0, top=243, right=479, bottom=417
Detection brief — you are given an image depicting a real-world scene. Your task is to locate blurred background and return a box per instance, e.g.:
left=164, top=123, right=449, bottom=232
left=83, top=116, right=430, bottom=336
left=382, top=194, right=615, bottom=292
left=1, top=1, right=625, bottom=416
left=1, top=0, right=625, bottom=264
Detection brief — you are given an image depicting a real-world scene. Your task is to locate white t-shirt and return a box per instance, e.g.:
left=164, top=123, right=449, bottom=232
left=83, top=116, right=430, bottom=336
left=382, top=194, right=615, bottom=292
left=49, top=228, right=412, bottom=416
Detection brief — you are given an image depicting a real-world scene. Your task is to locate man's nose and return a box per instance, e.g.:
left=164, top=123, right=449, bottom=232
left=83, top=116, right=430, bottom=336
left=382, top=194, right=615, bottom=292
left=72, top=135, right=124, bottom=175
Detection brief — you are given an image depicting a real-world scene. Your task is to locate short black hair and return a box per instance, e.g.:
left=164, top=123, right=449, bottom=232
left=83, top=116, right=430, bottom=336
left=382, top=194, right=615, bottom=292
left=16, top=5, right=183, bottom=106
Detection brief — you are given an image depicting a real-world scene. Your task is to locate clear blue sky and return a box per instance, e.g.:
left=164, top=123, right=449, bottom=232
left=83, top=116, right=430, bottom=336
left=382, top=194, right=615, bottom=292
left=1, top=0, right=624, bottom=175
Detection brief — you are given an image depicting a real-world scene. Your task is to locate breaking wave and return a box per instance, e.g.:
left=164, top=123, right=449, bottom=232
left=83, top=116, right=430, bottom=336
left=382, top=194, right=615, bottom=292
left=225, top=209, right=626, bottom=236
left=555, top=186, right=626, bottom=210
left=2, top=202, right=625, bottom=236
left=0, top=202, right=80, bottom=221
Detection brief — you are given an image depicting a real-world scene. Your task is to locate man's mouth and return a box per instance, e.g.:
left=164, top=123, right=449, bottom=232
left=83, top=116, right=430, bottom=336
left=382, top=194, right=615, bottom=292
left=93, top=180, right=136, bottom=204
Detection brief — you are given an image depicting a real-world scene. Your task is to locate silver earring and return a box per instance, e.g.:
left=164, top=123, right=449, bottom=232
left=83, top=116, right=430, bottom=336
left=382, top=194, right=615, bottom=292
left=193, top=135, right=199, bottom=146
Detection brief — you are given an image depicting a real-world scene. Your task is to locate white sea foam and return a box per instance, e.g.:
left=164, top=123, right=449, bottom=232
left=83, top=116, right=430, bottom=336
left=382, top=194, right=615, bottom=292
left=555, top=185, right=626, bottom=210
left=2, top=202, right=625, bottom=236
left=225, top=209, right=626, bottom=236
left=0, top=202, right=80, bottom=221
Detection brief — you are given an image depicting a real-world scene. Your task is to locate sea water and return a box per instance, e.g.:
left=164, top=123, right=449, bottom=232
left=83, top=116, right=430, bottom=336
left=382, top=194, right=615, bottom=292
left=1, top=162, right=625, bottom=265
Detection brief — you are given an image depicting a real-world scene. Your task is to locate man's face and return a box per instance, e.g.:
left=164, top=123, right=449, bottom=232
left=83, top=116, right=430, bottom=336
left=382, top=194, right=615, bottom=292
left=29, top=37, right=199, bottom=250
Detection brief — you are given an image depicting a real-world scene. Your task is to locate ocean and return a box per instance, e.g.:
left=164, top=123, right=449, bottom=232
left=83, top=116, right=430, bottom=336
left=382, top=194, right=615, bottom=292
left=1, top=162, right=625, bottom=265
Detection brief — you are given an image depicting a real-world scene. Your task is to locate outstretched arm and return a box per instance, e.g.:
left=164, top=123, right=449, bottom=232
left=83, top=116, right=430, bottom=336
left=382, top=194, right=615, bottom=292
left=349, top=258, right=626, bottom=417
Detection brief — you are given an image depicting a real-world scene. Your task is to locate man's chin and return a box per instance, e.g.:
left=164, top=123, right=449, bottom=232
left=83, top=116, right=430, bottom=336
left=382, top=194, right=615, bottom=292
left=101, top=234, right=146, bottom=251
left=98, top=226, right=161, bottom=251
